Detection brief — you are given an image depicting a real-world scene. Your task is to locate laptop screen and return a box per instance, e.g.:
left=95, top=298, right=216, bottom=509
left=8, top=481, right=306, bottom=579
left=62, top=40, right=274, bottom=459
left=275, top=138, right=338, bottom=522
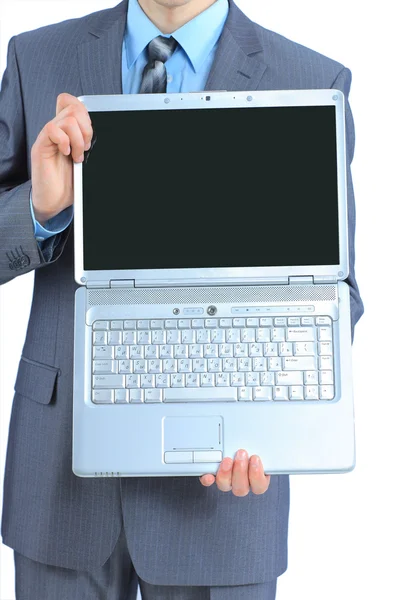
left=82, top=106, right=339, bottom=271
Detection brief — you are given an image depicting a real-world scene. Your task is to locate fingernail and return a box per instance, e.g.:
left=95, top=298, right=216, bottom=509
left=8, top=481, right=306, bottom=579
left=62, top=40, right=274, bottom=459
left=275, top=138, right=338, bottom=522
left=84, top=142, right=91, bottom=151
left=250, top=456, right=260, bottom=468
left=78, top=154, right=84, bottom=162
left=236, top=450, right=247, bottom=461
left=221, top=459, right=231, bottom=471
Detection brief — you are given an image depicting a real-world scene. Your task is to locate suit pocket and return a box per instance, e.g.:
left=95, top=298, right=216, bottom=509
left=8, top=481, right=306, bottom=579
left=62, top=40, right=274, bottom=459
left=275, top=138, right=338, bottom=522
left=14, top=355, right=60, bottom=405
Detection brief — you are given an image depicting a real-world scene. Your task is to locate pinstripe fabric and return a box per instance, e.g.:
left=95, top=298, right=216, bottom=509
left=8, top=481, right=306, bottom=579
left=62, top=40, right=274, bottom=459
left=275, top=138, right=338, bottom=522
left=0, top=0, right=364, bottom=589
left=14, top=526, right=278, bottom=599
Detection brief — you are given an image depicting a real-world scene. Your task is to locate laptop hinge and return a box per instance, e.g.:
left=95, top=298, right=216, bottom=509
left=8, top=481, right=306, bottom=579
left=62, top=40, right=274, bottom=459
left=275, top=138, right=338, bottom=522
left=289, top=276, right=338, bottom=285
left=110, top=280, right=135, bottom=288
left=86, top=281, right=110, bottom=289
left=289, top=276, right=314, bottom=285
left=134, top=277, right=289, bottom=288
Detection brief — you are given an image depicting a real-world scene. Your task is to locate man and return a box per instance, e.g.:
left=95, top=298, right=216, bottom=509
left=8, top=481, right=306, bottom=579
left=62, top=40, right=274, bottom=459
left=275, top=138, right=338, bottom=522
left=0, top=0, right=364, bottom=598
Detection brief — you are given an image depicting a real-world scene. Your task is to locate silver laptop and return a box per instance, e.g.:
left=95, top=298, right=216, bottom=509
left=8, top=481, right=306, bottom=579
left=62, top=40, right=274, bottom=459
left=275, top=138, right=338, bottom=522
left=72, top=90, right=355, bottom=478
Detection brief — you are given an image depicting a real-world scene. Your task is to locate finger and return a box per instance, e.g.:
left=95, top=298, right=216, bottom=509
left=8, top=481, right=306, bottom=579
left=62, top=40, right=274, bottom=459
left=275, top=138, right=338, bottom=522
left=49, top=117, right=86, bottom=163
left=199, top=474, right=215, bottom=487
left=215, top=457, right=233, bottom=492
left=248, top=455, right=271, bottom=495
left=34, top=122, right=71, bottom=157
left=231, top=449, right=250, bottom=497
left=55, top=94, right=92, bottom=151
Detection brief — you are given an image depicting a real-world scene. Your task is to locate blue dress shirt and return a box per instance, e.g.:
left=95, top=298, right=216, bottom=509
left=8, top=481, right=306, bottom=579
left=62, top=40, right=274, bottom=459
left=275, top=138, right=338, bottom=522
left=30, top=0, right=229, bottom=243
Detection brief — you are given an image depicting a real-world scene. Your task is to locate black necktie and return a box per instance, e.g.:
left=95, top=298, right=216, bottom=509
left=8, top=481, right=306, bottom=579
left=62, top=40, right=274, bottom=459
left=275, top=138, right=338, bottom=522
left=139, top=36, right=178, bottom=94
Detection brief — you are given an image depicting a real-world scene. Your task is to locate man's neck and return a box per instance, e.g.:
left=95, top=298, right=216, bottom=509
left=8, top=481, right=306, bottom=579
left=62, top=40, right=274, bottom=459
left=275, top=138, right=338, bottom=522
left=138, top=0, right=218, bottom=34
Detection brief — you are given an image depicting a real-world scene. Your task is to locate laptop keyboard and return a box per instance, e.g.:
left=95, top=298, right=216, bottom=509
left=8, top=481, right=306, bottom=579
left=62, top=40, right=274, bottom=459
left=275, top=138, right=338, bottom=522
left=91, top=316, right=335, bottom=404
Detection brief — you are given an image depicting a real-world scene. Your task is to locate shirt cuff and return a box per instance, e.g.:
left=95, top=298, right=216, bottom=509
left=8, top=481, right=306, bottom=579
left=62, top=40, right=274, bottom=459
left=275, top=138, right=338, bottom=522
left=30, top=191, right=74, bottom=241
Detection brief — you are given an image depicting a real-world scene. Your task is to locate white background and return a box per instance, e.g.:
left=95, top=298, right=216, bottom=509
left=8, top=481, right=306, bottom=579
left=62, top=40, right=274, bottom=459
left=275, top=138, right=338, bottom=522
left=0, top=1, right=399, bottom=599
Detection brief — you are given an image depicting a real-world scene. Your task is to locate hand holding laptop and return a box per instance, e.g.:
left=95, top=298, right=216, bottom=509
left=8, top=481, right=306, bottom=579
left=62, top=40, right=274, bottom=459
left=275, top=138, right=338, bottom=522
left=31, top=93, right=92, bottom=225
left=200, top=450, right=271, bottom=495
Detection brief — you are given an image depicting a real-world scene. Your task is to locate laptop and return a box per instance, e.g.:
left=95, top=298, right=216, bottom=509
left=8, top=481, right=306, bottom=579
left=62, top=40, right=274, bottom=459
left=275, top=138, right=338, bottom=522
left=72, top=89, right=355, bottom=477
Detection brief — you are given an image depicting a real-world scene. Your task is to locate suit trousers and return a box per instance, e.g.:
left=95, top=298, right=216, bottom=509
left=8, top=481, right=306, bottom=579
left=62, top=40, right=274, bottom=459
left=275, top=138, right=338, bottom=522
left=14, top=524, right=278, bottom=600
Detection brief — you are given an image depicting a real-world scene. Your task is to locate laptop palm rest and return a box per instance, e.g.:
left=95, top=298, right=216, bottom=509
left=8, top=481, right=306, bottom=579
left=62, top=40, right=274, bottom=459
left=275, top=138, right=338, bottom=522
left=163, top=416, right=223, bottom=463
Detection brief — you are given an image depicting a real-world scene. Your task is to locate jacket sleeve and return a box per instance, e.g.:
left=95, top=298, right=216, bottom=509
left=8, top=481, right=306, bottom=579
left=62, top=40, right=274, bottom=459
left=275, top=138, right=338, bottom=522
left=0, top=35, right=72, bottom=286
left=330, top=67, right=364, bottom=341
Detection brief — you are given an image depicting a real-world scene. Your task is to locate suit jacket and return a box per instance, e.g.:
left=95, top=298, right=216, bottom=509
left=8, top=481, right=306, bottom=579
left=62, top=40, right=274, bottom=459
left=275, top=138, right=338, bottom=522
left=0, top=0, right=364, bottom=586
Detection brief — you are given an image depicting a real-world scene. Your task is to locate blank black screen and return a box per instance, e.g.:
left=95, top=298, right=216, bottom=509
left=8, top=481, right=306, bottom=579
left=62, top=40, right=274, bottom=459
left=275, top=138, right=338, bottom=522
left=82, top=106, right=339, bottom=271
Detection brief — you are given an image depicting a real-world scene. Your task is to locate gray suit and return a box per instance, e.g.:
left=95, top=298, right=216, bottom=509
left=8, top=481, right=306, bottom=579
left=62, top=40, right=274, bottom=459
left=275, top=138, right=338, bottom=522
left=0, top=0, right=364, bottom=591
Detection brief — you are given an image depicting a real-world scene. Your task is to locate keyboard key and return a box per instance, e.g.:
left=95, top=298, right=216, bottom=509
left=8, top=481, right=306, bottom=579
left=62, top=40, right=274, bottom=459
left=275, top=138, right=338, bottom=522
left=126, top=374, right=140, bottom=388
left=320, top=385, right=335, bottom=400
left=245, top=372, right=259, bottom=386
left=150, top=320, right=163, bottom=329
left=284, top=356, right=316, bottom=370
left=93, top=360, right=117, bottom=374
left=219, top=318, right=232, bottom=327
left=237, top=387, right=252, bottom=401
left=118, top=360, right=132, bottom=374
left=156, top=374, right=170, bottom=388
left=219, top=344, right=233, bottom=357
left=148, top=359, right=162, bottom=374
left=259, top=318, right=273, bottom=327
left=137, top=331, right=151, bottom=345
left=304, top=371, right=318, bottom=384
left=264, top=343, right=278, bottom=356
left=246, top=318, right=259, bottom=327
left=123, top=331, right=136, bottom=344
left=271, top=328, right=285, bottom=342
left=261, top=372, right=274, bottom=386
left=115, top=346, right=128, bottom=359
left=166, top=330, right=179, bottom=344
left=268, top=357, right=282, bottom=371
left=186, top=374, right=200, bottom=387
left=319, top=355, right=333, bottom=370
left=216, top=373, right=229, bottom=386
left=92, top=390, right=113, bottom=403
left=205, top=319, right=218, bottom=328
left=319, top=370, right=334, bottom=385
left=289, top=386, right=304, bottom=400
left=211, top=329, right=225, bottom=343
left=174, top=344, right=188, bottom=358
left=253, top=387, right=273, bottom=401
left=93, top=331, right=106, bottom=345
left=165, top=320, right=178, bottom=329
left=141, top=375, right=155, bottom=388
left=93, top=374, right=124, bottom=389
left=164, top=387, right=236, bottom=402
left=108, top=331, right=122, bottom=345
left=93, top=321, right=109, bottom=330
left=256, top=328, right=270, bottom=343
left=273, top=386, right=288, bottom=400
left=192, top=359, right=206, bottom=373
left=305, top=385, right=319, bottom=400
left=129, top=389, right=143, bottom=403
left=137, top=320, right=150, bottom=330
left=301, top=317, right=314, bottom=326
left=288, top=317, right=301, bottom=326
left=144, top=389, right=163, bottom=403
left=253, top=357, right=267, bottom=371
left=204, top=344, right=218, bottom=358
left=171, top=374, right=185, bottom=387
left=133, top=360, right=147, bottom=373
left=93, top=346, right=114, bottom=359
left=129, top=345, right=144, bottom=359
left=144, top=345, right=158, bottom=359
left=238, top=358, right=251, bottom=372
left=233, top=318, right=245, bottom=327
left=287, top=327, right=315, bottom=342
left=208, top=358, right=222, bottom=372
left=316, top=317, right=331, bottom=325
left=115, top=389, right=128, bottom=403
left=241, top=329, right=256, bottom=343
left=192, top=319, right=204, bottom=328
left=201, top=373, right=215, bottom=387
left=178, top=319, right=191, bottom=329
left=274, top=317, right=287, bottom=326
left=182, top=330, right=195, bottom=344
left=279, top=342, right=293, bottom=356
left=318, top=342, right=333, bottom=355
left=318, top=327, right=332, bottom=341
left=249, top=343, right=263, bottom=357
left=294, top=342, right=316, bottom=356
left=110, top=321, right=123, bottom=330
left=231, top=373, right=245, bottom=386
left=226, top=329, right=240, bottom=343
left=124, top=320, right=136, bottom=329
left=276, top=371, right=303, bottom=386
left=159, top=345, right=173, bottom=359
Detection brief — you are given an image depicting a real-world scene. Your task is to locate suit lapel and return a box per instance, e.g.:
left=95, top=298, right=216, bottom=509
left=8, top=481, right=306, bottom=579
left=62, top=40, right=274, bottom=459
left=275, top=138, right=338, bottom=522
left=77, top=0, right=267, bottom=96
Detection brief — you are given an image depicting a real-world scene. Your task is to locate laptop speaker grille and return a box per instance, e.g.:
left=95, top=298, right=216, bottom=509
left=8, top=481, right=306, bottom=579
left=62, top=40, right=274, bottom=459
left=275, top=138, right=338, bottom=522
left=88, top=285, right=337, bottom=306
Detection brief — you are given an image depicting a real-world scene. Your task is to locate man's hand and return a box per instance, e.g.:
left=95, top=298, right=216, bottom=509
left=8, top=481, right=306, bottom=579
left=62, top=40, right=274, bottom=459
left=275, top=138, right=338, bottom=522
left=31, top=93, right=93, bottom=225
left=199, top=450, right=271, bottom=496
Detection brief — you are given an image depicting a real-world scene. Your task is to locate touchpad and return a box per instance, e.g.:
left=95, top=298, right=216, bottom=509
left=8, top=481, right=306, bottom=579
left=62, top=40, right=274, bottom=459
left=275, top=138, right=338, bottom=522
left=163, top=416, right=223, bottom=458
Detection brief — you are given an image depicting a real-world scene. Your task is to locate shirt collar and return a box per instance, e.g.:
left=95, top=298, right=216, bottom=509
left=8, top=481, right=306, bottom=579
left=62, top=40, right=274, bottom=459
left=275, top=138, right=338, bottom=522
left=125, top=0, right=229, bottom=73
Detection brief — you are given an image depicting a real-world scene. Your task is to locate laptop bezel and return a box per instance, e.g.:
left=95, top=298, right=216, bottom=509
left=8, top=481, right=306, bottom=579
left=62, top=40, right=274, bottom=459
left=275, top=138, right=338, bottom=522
left=73, top=90, right=349, bottom=286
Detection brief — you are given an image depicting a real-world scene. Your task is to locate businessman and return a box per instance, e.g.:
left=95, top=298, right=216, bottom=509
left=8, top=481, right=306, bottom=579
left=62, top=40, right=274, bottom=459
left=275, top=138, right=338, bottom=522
left=0, top=0, right=364, bottom=598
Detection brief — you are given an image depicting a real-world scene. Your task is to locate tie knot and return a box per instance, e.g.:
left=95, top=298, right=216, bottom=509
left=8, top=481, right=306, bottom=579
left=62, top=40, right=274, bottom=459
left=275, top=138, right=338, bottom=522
left=147, top=35, right=178, bottom=64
